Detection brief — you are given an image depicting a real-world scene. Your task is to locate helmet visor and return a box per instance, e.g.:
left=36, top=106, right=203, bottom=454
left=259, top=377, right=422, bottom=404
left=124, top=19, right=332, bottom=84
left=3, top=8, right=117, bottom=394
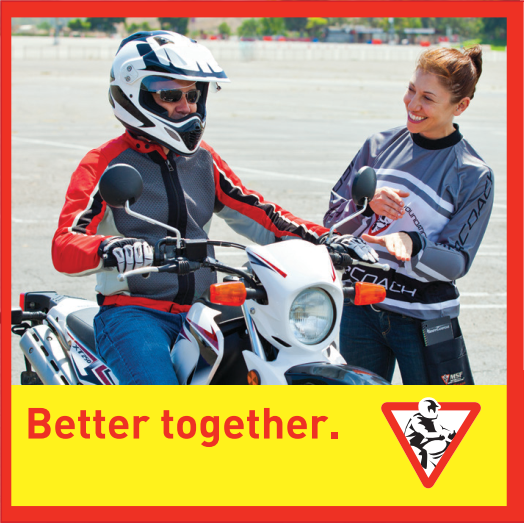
left=140, top=76, right=201, bottom=104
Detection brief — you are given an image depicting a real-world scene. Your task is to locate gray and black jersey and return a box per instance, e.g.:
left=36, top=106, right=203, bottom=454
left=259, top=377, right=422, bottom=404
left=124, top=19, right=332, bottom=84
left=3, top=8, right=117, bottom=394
left=324, top=125, right=494, bottom=320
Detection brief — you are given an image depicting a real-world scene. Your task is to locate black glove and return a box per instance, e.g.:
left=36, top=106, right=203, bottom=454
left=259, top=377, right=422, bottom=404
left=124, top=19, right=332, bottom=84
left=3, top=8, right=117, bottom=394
left=320, top=234, right=379, bottom=264
left=98, top=237, right=154, bottom=273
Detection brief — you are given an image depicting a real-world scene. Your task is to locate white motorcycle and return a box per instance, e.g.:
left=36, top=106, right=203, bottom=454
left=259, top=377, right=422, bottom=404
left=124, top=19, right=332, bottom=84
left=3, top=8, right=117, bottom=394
left=11, top=165, right=390, bottom=386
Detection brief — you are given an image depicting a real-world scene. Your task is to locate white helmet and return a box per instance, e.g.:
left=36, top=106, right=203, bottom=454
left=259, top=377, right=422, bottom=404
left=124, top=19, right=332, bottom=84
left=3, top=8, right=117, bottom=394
left=109, top=31, right=230, bottom=156
left=418, top=398, right=441, bottom=420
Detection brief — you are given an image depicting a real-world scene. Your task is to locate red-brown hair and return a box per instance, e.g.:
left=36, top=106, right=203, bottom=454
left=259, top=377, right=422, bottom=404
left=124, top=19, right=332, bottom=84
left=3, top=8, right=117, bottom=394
left=416, top=45, right=483, bottom=102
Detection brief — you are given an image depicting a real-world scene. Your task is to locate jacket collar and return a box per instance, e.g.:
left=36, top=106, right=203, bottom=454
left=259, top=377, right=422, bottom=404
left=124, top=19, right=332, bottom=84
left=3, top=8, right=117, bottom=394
left=124, top=130, right=167, bottom=159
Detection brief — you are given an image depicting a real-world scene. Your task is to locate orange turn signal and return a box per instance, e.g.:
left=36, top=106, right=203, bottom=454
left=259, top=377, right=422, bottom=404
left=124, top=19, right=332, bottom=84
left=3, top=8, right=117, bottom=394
left=354, top=282, right=386, bottom=306
left=209, top=281, right=247, bottom=306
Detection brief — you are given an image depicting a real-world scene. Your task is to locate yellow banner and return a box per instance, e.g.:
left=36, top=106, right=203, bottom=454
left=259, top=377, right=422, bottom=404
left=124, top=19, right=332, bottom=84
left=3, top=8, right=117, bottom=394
left=11, top=385, right=506, bottom=507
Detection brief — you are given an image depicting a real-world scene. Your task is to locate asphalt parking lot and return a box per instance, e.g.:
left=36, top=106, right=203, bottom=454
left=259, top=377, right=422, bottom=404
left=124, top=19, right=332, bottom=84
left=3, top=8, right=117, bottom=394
left=10, top=37, right=507, bottom=385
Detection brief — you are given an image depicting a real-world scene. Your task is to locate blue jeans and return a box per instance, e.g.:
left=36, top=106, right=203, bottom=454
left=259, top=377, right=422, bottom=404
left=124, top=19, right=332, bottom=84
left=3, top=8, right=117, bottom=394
left=93, top=305, right=186, bottom=385
left=339, top=303, right=430, bottom=385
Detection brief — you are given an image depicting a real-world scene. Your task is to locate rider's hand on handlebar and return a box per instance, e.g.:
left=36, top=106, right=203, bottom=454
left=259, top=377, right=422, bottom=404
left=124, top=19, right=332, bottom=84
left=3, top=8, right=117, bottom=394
left=320, top=234, right=379, bottom=264
left=99, top=237, right=154, bottom=273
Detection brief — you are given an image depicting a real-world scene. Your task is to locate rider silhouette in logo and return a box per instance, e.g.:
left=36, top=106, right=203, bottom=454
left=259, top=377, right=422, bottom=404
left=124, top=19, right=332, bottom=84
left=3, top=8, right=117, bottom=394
left=404, top=398, right=456, bottom=474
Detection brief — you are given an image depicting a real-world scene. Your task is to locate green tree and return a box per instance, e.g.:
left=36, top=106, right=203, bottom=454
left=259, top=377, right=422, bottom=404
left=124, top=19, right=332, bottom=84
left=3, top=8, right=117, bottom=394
left=218, top=22, right=231, bottom=39
left=305, top=17, right=328, bottom=39
left=85, top=18, right=124, bottom=34
left=376, top=17, right=422, bottom=32
left=259, top=17, right=286, bottom=37
left=68, top=18, right=91, bottom=32
left=327, top=18, right=349, bottom=28
left=284, top=17, right=308, bottom=35
left=126, top=21, right=153, bottom=34
left=37, top=20, right=52, bottom=31
left=158, top=18, right=189, bottom=35
left=432, top=18, right=483, bottom=40
left=126, top=23, right=141, bottom=34
left=237, top=18, right=260, bottom=38
left=481, top=18, right=506, bottom=46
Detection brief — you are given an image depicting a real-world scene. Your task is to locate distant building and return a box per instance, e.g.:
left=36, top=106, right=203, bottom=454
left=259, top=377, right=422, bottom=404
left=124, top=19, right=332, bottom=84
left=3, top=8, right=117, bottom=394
left=325, top=25, right=387, bottom=44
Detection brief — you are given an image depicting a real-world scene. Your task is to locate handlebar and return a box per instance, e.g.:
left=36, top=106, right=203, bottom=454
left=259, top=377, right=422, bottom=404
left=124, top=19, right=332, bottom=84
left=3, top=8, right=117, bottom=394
left=117, top=249, right=390, bottom=283
left=329, top=252, right=390, bottom=272
left=117, top=256, right=258, bottom=288
left=116, top=259, right=203, bottom=282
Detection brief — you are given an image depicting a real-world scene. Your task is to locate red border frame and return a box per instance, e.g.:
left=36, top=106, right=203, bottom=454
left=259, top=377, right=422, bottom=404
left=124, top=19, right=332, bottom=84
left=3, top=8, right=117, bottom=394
left=2, top=2, right=522, bottom=522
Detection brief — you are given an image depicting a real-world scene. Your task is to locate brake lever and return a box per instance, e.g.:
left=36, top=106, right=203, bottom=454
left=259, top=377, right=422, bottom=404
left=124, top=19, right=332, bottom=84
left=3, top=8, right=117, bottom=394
left=117, top=267, right=160, bottom=282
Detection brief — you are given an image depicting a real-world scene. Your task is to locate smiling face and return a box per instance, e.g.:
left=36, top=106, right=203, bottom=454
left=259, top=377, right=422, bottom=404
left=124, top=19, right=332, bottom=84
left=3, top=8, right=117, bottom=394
left=403, top=69, right=470, bottom=140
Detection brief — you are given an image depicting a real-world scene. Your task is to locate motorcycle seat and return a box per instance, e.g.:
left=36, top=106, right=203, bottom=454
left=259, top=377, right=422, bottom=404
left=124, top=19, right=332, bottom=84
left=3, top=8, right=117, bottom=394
left=66, top=307, right=99, bottom=351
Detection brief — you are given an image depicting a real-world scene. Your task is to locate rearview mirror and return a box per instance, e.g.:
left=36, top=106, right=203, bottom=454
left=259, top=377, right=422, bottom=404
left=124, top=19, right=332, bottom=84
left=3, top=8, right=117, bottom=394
left=351, top=166, right=377, bottom=207
left=98, top=164, right=143, bottom=208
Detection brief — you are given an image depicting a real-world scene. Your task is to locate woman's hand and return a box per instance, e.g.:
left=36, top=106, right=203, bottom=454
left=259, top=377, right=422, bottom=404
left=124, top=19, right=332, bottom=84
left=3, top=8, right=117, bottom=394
left=369, top=187, right=410, bottom=220
left=361, top=232, right=413, bottom=262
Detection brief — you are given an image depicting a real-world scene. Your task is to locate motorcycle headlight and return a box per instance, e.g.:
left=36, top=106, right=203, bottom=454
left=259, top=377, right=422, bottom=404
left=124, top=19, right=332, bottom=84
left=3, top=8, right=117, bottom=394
left=289, top=288, right=335, bottom=345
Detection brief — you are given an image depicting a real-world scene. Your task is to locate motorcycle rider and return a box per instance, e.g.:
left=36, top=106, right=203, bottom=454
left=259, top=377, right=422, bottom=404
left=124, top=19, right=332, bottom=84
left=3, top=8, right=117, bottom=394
left=52, top=31, right=378, bottom=385
left=404, top=398, right=456, bottom=473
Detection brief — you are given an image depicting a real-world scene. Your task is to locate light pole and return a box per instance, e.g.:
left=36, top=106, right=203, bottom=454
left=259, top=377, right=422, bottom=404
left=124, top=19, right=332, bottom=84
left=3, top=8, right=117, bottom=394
left=53, top=18, right=59, bottom=45
left=388, top=18, right=395, bottom=44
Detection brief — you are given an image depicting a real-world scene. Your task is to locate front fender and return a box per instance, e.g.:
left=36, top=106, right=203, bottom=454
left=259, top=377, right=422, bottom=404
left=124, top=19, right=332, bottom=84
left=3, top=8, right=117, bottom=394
left=284, top=362, right=390, bottom=385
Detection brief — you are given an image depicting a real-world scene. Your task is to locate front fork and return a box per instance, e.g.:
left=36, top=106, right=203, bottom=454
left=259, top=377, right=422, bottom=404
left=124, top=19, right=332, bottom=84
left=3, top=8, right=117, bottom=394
left=241, top=303, right=267, bottom=362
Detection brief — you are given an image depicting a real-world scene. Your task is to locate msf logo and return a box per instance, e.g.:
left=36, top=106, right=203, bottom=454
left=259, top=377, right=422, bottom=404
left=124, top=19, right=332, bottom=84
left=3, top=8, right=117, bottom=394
left=442, top=372, right=464, bottom=385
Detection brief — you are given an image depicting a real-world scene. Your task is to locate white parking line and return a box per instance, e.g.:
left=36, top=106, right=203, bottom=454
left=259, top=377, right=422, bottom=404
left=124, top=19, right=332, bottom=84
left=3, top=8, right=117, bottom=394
left=461, top=292, right=506, bottom=297
left=233, top=167, right=333, bottom=185
left=12, top=217, right=58, bottom=224
left=12, top=136, right=90, bottom=151
left=461, top=304, right=507, bottom=309
left=12, top=136, right=337, bottom=185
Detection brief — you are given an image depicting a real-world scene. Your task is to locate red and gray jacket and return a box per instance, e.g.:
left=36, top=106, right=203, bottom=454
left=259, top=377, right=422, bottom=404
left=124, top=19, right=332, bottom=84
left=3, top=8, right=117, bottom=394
left=52, top=131, right=329, bottom=312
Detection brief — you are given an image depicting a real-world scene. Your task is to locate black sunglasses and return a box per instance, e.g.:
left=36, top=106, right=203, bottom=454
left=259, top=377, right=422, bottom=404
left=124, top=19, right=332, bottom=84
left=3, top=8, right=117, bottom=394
left=156, top=89, right=201, bottom=104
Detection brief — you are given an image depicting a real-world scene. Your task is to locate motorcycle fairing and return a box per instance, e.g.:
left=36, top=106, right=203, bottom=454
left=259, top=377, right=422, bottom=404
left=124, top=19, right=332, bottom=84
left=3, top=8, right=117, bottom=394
left=244, top=241, right=344, bottom=354
left=247, top=251, right=288, bottom=278
left=171, top=302, right=225, bottom=385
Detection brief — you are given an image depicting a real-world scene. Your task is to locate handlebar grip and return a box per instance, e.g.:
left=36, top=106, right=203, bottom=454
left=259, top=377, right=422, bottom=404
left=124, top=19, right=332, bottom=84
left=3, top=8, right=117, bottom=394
left=330, top=252, right=390, bottom=272
left=343, top=286, right=356, bottom=303
left=102, top=253, right=163, bottom=268
left=245, top=287, right=268, bottom=301
left=11, top=308, right=47, bottom=324
left=157, top=260, right=202, bottom=275
left=330, top=252, right=353, bottom=269
left=101, top=255, right=117, bottom=268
